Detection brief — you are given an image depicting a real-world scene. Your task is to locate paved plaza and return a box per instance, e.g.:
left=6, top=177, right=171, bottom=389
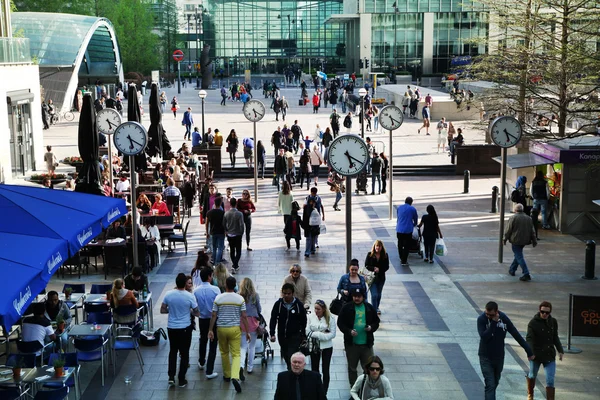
left=36, top=85, right=600, bottom=400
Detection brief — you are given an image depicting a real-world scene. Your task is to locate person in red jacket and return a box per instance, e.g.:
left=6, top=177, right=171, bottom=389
left=236, top=189, right=256, bottom=251
left=151, top=193, right=171, bottom=216
left=312, top=92, right=320, bottom=114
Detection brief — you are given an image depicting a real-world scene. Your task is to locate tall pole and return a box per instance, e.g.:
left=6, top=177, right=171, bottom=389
left=187, top=14, right=191, bottom=82
left=345, top=175, right=352, bottom=272
left=201, top=98, right=206, bottom=143
left=360, top=97, right=365, bottom=139
left=196, top=9, right=200, bottom=88
left=253, top=121, right=258, bottom=202
left=177, top=61, right=181, bottom=94
left=130, top=156, right=139, bottom=269
left=389, top=129, right=393, bottom=219
left=107, top=140, right=113, bottom=197
left=498, top=147, right=507, bottom=263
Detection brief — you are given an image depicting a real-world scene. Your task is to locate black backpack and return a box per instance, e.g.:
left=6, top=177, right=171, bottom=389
left=510, top=189, right=519, bottom=202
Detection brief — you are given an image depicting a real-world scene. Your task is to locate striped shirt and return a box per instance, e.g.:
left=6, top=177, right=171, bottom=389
left=212, top=292, right=246, bottom=327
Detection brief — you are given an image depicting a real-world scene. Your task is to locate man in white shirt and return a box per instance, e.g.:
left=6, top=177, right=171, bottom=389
left=161, top=273, right=200, bottom=388
left=22, top=303, right=56, bottom=355
left=115, top=175, right=130, bottom=193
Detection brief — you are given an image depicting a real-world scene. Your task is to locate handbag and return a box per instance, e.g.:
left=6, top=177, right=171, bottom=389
left=435, top=238, right=448, bottom=256
left=299, top=331, right=313, bottom=356
left=319, top=223, right=327, bottom=235
left=272, top=175, right=279, bottom=187
left=329, top=293, right=345, bottom=315
left=359, top=266, right=375, bottom=287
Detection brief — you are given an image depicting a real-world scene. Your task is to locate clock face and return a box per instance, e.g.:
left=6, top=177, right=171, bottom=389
left=327, top=134, right=370, bottom=176
left=96, top=108, right=122, bottom=135
left=113, top=122, right=148, bottom=156
left=243, top=100, right=266, bottom=122
left=490, top=116, right=523, bottom=148
left=379, top=105, right=404, bottom=131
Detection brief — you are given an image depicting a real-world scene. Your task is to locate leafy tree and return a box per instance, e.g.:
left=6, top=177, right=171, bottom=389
left=469, top=0, right=600, bottom=138
left=13, top=0, right=96, bottom=16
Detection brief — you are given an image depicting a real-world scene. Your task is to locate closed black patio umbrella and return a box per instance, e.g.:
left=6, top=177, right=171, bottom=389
left=123, top=84, right=148, bottom=171
left=147, top=83, right=171, bottom=158
left=75, top=94, right=103, bottom=195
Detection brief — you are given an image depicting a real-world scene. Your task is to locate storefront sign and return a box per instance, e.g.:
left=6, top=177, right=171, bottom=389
left=571, top=295, right=600, bottom=337
left=529, top=141, right=560, bottom=163
left=560, top=150, right=600, bottom=165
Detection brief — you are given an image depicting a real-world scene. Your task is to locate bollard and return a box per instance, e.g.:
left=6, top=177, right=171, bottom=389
left=491, top=186, right=499, bottom=213
left=463, top=170, right=470, bottom=194
left=450, top=150, right=456, bottom=165
left=583, top=240, right=597, bottom=280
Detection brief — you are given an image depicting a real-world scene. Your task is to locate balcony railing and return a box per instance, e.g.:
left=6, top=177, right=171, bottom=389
left=0, top=37, right=32, bottom=64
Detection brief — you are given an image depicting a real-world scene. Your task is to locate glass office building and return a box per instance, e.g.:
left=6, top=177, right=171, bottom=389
left=202, top=0, right=345, bottom=74
left=329, top=0, right=488, bottom=76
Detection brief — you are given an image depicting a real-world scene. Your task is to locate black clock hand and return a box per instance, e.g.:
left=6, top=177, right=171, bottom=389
left=347, top=154, right=364, bottom=164
left=253, top=109, right=263, bottom=117
left=390, top=116, right=400, bottom=126
left=503, top=129, right=511, bottom=142
left=106, top=119, right=118, bottom=130
left=126, top=135, right=144, bottom=149
left=344, top=151, right=354, bottom=169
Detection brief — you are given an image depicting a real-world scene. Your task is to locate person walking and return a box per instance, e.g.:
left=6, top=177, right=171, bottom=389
left=206, top=197, right=226, bottom=264
left=182, top=107, right=194, bottom=141
left=350, top=355, right=394, bottom=400
left=239, top=278, right=262, bottom=377
left=364, top=240, right=389, bottom=315
left=343, top=112, right=353, bottom=132
left=436, top=117, right=448, bottom=153
left=337, top=259, right=368, bottom=303
left=418, top=204, right=443, bottom=264
left=328, top=169, right=344, bottom=211
left=274, top=352, right=327, bottom=400
left=274, top=147, right=288, bottom=192
left=298, top=149, right=311, bottom=190
left=530, top=170, right=551, bottom=229
left=277, top=181, right=295, bottom=227
left=256, top=140, right=266, bottom=179
left=312, top=92, right=320, bottom=113
left=160, top=273, right=200, bottom=388
left=44, top=146, right=57, bottom=174
left=370, top=151, right=382, bottom=195
left=269, top=283, right=307, bottom=370
left=504, top=203, right=537, bottom=281
left=171, top=96, right=179, bottom=119
left=220, top=85, right=227, bottom=106
left=380, top=152, right=389, bottom=194
left=526, top=301, right=564, bottom=400
left=226, top=129, right=239, bottom=168
left=337, top=288, right=380, bottom=387
left=281, top=96, right=289, bottom=121
left=418, top=104, right=431, bottom=135
left=306, top=300, right=337, bottom=394
left=236, top=190, right=256, bottom=251
left=402, top=91, right=410, bottom=115
left=273, top=96, right=282, bottom=121
left=242, top=137, right=254, bottom=170
left=396, top=197, right=418, bottom=267
left=310, top=145, right=323, bottom=187
left=223, top=198, right=245, bottom=274
left=284, top=204, right=303, bottom=251
left=478, top=301, right=533, bottom=400
left=282, top=264, right=312, bottom=310
left=193, top=268, right=220, bottom=380
left=302, top=196, right=321, bottom=258
left=330, top=109, right=341, bottom=138
left=208, top=276, right=250, bottom=393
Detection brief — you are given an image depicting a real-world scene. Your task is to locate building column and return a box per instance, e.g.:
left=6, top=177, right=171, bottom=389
left=359, top=13, right=372, bottom=80
left=422, top=13, right=434, bottom=75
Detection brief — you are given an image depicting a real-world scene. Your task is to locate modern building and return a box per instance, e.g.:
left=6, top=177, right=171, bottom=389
left=0, top=1, right=43, bottom=182
left=201, top=0, right=346, bottom=75
left=329, top=0, right=488, bottom=77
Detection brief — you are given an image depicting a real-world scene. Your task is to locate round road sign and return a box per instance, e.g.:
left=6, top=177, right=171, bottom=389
left=172, top=49, right=184, bottom=62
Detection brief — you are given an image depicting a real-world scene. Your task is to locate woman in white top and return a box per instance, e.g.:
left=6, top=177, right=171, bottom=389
left=306, top=299, right=336, bottom=394
left=277, top=181, right=295, bottom=228
left=140, top=218, right=161, bottom=268
left=350, top=355, right=394, bottom=400
left=309, top=145, right=323, bottom=186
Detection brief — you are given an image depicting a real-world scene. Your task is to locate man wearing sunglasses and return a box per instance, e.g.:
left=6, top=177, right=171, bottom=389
left=525, top=301, right=564, bottom=400
left=478, top=301, right=534, bottom=400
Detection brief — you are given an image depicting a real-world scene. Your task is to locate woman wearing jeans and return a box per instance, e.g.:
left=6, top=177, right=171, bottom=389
left=364, top=240, right=389, bottom=315
left=239, top=278, right=262, bottom=377
left=306, top=300, right=336, bottom=394
left=236, top=190, right=256, bottom=251
left=526, top=301, right=564, bottom=400
left=418, top=204, right=443, bottom=264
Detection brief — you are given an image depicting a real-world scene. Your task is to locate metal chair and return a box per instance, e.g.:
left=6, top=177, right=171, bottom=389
left=16, top=340, right=53, bottom=366
left=90, top=284, right=113, bottom=295
left=5, top=353, right=36, bottom=368
left=102, top=246, right=127, bottom=279
left=73, top=337, right=110, bottom=386
left=33, top=386, right=69, bottom=400
left=60, top=252, right=86, bottom=279
left=167, top=220, right=190, bottom=253
left=112, top=304, right=143, bottom=326
left=165, top=195, right=181, bottom=223
left=45, top=353, right=80, bottom=399
left=86, top=312, right=113, bottom=325
left=113, top=323, right=144, bottom=374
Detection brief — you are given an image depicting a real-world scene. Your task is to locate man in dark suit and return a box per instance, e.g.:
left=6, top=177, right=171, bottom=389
left=274, top=352, right=327, bottom=400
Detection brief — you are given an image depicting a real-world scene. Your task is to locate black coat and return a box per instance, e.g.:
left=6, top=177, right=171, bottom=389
left=337, top=301, right=380, bottom=348
left=269, top=298, right=307, bottom=340
left=284, top=214, right=303, bottom=240
left=274, top=370, right=327, bottom=400
left=364, top=252, right=390, bottom=283
left=526, top=314, right=564, bottom=363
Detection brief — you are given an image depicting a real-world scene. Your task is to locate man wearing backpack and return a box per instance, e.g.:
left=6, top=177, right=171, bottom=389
left=304, top=187, right=325, bottom=251
left=291, top=120, right=303, bottom=154
left=330, top=109, right=341, bottom=138
left=530, top=171, right=551, bottom=229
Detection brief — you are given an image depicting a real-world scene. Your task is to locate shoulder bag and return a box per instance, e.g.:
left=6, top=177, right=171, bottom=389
left=329, top=293, right=344, bottom=315
left=299, top=331, right=321, bottom=356
left=359, top=266, right=375, bottom=287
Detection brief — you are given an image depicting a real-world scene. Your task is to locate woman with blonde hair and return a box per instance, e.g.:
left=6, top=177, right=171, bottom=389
left=306, top=299, right=336, bottom=394
left=239, top=278, right=262, bottom=377
left=364, top=239, right=390, bottom=315
left=110, top=278, right=139, bottom=324
left=213, top=263, right=230, bottom=293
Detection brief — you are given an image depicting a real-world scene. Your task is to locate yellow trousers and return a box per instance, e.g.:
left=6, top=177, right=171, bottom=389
left=217, top=326, right=241, bottom=379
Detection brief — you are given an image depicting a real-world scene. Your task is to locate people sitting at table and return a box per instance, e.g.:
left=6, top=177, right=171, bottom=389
left=137, top=193, right=152, bottom=214
left=141, top=218, right=161, bottom=267
left=125, top=266, right=150, bottom=293
left=115, top=174, right=130, bottom=193
left=105, top=219, right=127, bottom=240
left=151, top=193, right=171, bottom=216
left=23, top=303, right=57, bottom=355
left=192, top=127, right=202, bottom=147
left=153, top=164, right=162, bottom=182
left=163, top=178, right=181, bottom=202
left=110, top=278, right=140, bottom=324
left=449, top=128, right=465, bottom=156
left=172, top=165, right=183, bottom=183
left=44, top=290, right=71, bottom=350
left=102, top=173, right=113, bottom=197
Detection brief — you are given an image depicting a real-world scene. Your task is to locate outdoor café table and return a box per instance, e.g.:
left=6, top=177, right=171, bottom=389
left=22, top=366, right=77, bottom=398
left=157, top=224, right=175, bottom=231
left=85, top=293, right=154, bottom=330
left=0, top=366, right=33, bottom=395
left=136, top=183, right=163, bottom=192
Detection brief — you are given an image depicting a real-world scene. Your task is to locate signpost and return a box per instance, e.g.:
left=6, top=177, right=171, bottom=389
left=173, top=50, right=184, bottom=94
left=565, top=294, right=600, bottom=354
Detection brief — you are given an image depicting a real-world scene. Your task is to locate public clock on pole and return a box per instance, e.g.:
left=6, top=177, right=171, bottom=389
left=489, top=116, right=523, bottom=148
left=96, top=108, right=123, bottom=135
left=113, top=121, right=148, bottom=156
left=379, top=105, right=404, bottom=131
left=327, top=134, right=370, bottom=176
left=242, top=99, right=266, bottom=122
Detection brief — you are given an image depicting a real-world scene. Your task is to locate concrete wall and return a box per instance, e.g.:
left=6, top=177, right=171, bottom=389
left=0, top=64, right=43, bottom=182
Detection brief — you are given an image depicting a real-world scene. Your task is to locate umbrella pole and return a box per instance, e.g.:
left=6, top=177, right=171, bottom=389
left=130, top=155, right=140, bottom=270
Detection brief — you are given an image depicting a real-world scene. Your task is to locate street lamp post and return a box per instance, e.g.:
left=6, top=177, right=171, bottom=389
left=198, top=90, right=207, bottom=143
left=195, top=7, right=200, bottom=89
left=359, top=88, right=367, bottom=139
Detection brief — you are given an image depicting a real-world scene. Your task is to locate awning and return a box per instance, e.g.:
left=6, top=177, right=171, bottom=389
left=324, top=14, right=359, bottom=24
left=492, top=153, right=556, bottom=169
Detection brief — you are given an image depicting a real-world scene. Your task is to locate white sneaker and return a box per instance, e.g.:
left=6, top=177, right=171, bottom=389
left=198, top=361, right=204, bottom=370
left=206, top=372, right=219, bottom=380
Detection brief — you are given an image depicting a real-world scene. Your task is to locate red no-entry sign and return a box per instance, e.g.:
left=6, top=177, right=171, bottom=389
left=172, top=49, right=184, bottom=62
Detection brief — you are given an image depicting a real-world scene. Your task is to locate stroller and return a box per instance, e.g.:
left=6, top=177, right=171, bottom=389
left=248, top=313, right=274, bottom=368
left=408, top=226, right=423, bottom=258
left=355, top=171, right=368, bottom=195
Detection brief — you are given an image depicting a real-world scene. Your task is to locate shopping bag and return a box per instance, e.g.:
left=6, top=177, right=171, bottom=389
left=359, top=266, right=375, bottom=287
left=319, top=223, right=327, bottom=235
left=435, top=238, right=448, bottom=256
left=412, top=226, right=420, bottom=241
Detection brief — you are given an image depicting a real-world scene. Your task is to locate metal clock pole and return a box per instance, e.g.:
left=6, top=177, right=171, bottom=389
left=389, top=128, right=393, bottom=219
left=107, top=140, right=114, bottom=196
left=129, top=155, right=140, bottom=269
left=253, top=121, right=258, bottom=202
left=345, top=174, right=352, bottom=272
left=498, top=147, right=507, bottom=263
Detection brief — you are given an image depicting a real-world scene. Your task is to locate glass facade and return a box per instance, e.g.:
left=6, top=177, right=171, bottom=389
left=371, top=13, right=423, bottom=74
left=204, top=0, right=344, bottom=74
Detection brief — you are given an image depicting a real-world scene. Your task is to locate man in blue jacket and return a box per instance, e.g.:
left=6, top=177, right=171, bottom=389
left=396, top=196, right=418, bottom=267
left=182, top=107, right=194, bottom=141
left=478, top=301, right=534, bottom=400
